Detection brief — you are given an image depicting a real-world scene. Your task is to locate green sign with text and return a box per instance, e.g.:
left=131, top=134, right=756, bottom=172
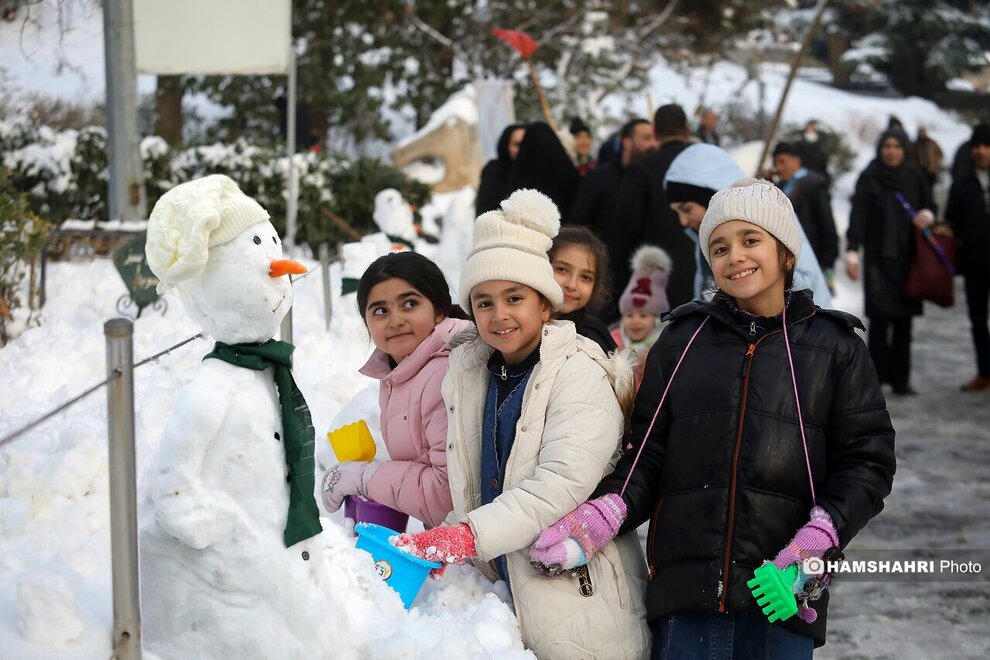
left=112, top=232, right=161, bottom=316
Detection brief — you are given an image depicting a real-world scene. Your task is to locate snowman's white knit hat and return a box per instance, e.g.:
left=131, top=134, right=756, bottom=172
left=698, top=178, right=801, bottom=268
left=146, top=174, right=270, bottom=293
left=459, top=189, right=564, bottom=311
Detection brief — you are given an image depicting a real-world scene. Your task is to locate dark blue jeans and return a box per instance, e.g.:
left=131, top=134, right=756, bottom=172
left=651, top=611, right=814, bottom=660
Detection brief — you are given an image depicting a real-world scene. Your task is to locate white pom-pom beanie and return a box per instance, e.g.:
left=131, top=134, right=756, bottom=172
left=459, top=189, right=565, bottom=311
left=146, top=174, right=269, bottom=293
left=698, top=178, right=801, bottom=269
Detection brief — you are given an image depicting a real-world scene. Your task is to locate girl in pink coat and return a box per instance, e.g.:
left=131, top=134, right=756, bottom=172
left=320, top=252, right=472, bottom=528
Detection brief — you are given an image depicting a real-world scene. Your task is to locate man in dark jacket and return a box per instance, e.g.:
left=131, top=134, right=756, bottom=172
left=946, top=124, right=990, bottom=391
left=774, top=142, right=840, bottom=279
left=571, top=118, right=656, bottom=321
left=608, top=105, right=693, bottom=309
left=476, top=124, right=525, bottom=216
left=597, top=289, right=896, bottom=649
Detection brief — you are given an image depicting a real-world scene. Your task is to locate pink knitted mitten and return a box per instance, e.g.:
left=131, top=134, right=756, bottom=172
left=529, top=494, right=627, bottom=571
left=772, top=506, right=839, bottom=624
left=772, top=506, right=839, bottom=570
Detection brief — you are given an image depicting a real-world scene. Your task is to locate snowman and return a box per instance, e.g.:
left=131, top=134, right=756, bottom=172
left=138, top=175, right=339, bottom=659
left=372, top=188, right=418, bottom=249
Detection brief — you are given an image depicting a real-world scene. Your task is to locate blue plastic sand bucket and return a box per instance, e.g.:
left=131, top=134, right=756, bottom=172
left=354, top=522, right=441, bottom=609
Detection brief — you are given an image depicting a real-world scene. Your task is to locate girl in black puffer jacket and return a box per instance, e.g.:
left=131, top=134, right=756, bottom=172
left=529, top=180, right=895, bottom=659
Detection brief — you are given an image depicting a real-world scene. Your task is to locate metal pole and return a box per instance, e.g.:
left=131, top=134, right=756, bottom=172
left=755, top=0, right=830, bottom=176
left=285, top=45, right=298, bottom=249
left=280, top=275, right=294, bottom=344
left=103, top=0, right=147, bottom=221
left=320, top=242, right=333, bottom=331
left=104, top=318, right=142, bottom=660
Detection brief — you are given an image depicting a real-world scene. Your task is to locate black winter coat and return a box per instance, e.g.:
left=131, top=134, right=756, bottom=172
left=571, top=161, right=623, bottom=236
left=782, top=171, right=839, bottom=271
left=476, top=159, right=512, bottom=216
left=557, top=309, right=617, bottom=354
left=608, top=141, right=694, bottom=309
left=597, top=290, right=896, bottom=647
left=944, top=171, right=990, bottom=276
left=847, top=160, right=934, bottom=319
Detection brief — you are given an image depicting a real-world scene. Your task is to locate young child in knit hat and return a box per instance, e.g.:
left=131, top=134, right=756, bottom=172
left=530, top=179, right=895, bottom=658
left=611, top=245, right=671, bottom=389
left=396, top=189, right=650, bottom=657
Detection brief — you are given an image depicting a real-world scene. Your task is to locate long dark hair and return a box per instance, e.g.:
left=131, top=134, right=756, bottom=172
left=547, top=225, right=612, bottom=315
left=356, top=252, right=468, bottom=323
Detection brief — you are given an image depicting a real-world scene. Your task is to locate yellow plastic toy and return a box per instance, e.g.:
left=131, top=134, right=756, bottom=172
left=327, top=420, right=377, bottom=463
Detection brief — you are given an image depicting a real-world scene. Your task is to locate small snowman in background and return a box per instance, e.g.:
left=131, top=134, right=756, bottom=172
left=338, top=188, right=434, bottom=297
left=139, top=175, right=340, bottom=659
left=373, top=188, right=438, bottom=257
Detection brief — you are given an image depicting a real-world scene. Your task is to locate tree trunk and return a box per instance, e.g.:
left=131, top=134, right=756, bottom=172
left=825, top=31, right=849, bottom=86
left=155, top=75, right=183, bottom=146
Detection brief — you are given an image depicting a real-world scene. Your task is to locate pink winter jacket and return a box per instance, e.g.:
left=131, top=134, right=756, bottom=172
left=359, top=317, right=472, bottom=528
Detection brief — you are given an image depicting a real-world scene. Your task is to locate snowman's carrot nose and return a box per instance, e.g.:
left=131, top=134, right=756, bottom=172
left=269, top=259, right=308, bottom=277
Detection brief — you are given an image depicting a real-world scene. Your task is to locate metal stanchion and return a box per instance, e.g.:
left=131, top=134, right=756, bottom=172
left=320, top=243, right=333, bottom=331
left=280, top=275, right=294, bottom=345
left=104, top=318, right=142, bottom=659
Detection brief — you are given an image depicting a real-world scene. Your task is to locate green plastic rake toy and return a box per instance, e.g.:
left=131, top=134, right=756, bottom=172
left=747, top=563, right=799, bottom=623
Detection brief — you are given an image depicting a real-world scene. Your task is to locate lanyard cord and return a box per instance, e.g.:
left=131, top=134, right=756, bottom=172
left=619, top=318, right=709, bottom=498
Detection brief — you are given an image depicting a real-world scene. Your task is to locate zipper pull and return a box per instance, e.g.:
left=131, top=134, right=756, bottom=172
left=741, top=343, right=756, bottom=376
left=749, top=321, right=757, bottom=337
left=576, top=565, right=594, bottom=597
left=500, top=365, right=507, bottom=381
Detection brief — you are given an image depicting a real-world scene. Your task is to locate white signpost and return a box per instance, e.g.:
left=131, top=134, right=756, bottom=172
left=132, top=0, right=298, bottom=246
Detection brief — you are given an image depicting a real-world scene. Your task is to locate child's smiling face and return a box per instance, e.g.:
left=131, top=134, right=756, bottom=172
left=709, top=220, right=789, bottom=317
left=551, top=244, right=596, bottom=315
left=622, top=310, right=657, bottom=342
left=470, top=280, right=551, bottom=364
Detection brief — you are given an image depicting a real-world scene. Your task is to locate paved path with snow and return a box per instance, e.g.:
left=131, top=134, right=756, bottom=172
left=819, top=282, right=990, bottom=659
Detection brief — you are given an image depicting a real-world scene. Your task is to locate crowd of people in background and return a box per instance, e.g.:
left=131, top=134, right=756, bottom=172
left=475, top=106, right=990, bottom=396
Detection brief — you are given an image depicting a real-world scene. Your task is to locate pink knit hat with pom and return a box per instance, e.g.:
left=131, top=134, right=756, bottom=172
left=618, top=245, right=672, bottom=316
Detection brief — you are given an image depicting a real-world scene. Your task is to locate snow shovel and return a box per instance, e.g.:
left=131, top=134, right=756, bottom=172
left=328, top=419, right=376, bottom=462
left=747, top=563, right=799, bottom=623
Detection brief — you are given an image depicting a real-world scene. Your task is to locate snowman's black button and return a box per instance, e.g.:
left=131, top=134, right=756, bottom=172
left=301, top=551, right=310, bottom=560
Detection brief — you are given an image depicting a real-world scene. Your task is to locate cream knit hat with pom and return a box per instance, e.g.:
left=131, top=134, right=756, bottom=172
left=459, top=189, right=564, bottom=311
left=698, top=178, right=801, bottom=268
left=145, top=174, right=270, bottom=293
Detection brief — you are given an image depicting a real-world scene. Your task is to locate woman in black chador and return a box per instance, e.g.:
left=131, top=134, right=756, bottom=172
left=846, top=128, right=936, bottom=395
left=507, top=121, right=580, bottom=223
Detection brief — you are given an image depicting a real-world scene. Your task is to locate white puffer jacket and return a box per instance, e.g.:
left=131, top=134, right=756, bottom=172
left=442, top=321, right=650, bottom=659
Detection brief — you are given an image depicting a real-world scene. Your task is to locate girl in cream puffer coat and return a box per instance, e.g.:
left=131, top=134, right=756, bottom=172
left=442, top=321, right=650, bottom=658
left=396, top=189, right=650, bottom=659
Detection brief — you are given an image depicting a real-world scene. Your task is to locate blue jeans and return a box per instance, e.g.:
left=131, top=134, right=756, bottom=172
left=651, top=611, right=814, bottom=660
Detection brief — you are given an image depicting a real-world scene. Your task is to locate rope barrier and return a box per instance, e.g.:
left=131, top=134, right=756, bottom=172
left=0, top=332, right=206, bottom=448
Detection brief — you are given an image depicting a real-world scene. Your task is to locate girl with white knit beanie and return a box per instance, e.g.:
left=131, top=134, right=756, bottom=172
left=396, top=189, right=650, bottom=658
left=528, top=179, right=896, bottom=658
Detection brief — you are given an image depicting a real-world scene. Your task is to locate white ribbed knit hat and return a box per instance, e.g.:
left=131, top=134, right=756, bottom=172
left=459, top=189, right=564, bottom=311
left=698, top=178, right=801, bottom=268
left=146, top=174, right=270, bottom=293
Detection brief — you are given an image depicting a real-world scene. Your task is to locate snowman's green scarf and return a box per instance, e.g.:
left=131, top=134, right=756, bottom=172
left=204, top=339, right=322, bottom=547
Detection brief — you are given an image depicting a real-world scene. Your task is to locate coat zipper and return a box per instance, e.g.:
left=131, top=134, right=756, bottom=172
left=646, top=499, right=664, bottom=580
left=501, top=362, right=543, bottom=605
left=717, top=310, right=815, bottom=613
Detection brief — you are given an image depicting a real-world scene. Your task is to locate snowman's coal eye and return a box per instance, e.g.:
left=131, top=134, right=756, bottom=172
left=272, top=237, right=277, bottom=244
left=253, top=236, right=261, bottom=245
